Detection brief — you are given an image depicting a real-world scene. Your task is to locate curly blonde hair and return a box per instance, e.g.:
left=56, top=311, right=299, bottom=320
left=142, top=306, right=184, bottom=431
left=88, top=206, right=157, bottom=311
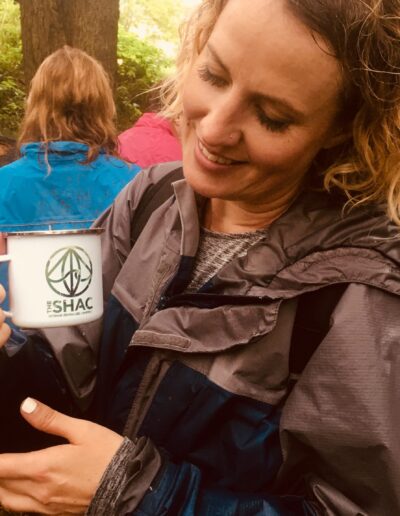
left=18, top=46, right=118, bottom=163
left=161, top=0, right=400, bottom=224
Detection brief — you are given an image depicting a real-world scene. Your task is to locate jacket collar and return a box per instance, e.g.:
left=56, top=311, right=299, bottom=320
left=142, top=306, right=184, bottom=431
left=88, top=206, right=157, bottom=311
left=21, top=141, right=105, bottom=162
left=170, top=178, right=400, bottom=298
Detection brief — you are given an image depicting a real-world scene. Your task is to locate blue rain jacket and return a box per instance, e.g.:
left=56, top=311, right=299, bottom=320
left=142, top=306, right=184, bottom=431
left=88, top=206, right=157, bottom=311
left=0, top=141, right=140, bottom=232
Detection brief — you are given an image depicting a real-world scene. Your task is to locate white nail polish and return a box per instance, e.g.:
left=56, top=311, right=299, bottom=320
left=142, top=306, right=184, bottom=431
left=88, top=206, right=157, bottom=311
left=21, top=397, right=37, bottom=414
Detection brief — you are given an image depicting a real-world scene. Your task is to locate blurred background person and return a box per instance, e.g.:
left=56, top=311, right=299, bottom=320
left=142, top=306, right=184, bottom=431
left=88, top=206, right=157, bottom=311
left=118, top=89, right=182, bottom=167
left=0, top=45, right=140, bottom=233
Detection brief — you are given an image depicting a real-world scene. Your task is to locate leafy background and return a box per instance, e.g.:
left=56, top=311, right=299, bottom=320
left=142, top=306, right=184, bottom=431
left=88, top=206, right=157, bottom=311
left=0, top=0, right=192, bottom=137
left=0, top=0, right=25, bottom=136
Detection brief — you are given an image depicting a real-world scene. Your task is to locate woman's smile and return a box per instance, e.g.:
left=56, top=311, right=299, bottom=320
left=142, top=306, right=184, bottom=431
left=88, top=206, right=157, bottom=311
left=197, top=139, right=245, bottom=167
left=181, top=0, right=343, bottom=213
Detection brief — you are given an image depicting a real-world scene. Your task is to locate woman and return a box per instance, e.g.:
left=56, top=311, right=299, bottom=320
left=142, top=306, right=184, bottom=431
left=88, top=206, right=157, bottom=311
left=119, top=85, right=182, bottom=167
left=0, top=46, right=140, bottom=232
left=118, top=112, right=182, bottom=167
left=0, top=0, right=399, bottom=514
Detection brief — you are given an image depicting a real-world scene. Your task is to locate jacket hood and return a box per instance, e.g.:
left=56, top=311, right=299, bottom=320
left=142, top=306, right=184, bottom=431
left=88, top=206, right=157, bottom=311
left=217, top=191, right=400, bottom=298
left=170, top=177, right=400, bottom=300
left=20, top=142, right=106, bottom=163
left=133, top=113, right=175, bottom=135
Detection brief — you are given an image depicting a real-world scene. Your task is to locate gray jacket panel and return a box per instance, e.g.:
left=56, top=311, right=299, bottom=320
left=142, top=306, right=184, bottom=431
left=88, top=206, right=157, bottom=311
left=41, top=164, right=400, bottom=514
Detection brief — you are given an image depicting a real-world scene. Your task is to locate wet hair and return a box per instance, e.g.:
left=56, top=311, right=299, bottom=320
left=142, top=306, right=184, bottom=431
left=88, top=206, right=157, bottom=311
left=18, top=45, right=118, bottom=162
left=161, top=0, right=400, bottom=224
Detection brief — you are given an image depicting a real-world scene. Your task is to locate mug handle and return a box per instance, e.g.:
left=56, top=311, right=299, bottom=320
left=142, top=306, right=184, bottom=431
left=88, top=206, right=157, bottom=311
left=0, top=254, right=12, bottom=318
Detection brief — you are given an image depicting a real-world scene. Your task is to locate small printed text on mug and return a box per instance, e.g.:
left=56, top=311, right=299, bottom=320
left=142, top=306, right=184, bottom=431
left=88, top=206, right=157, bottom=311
left=47, top=297, right=93, bottom=317
left=45, top=246, right=94, bottom=318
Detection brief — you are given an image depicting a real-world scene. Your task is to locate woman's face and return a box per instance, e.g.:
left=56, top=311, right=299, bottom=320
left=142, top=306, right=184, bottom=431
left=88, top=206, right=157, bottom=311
left=181, top=0, right=345, bottom=209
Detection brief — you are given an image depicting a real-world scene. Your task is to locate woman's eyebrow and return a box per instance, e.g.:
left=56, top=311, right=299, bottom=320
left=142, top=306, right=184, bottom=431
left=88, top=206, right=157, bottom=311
left=206, top=43, right=230, bottom=74
left=206, top=43, right=305, bottom=120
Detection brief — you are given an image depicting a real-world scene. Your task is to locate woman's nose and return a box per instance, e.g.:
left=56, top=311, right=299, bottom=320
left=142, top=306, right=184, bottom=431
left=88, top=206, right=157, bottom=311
left=199, top=98, right=242, bottom=147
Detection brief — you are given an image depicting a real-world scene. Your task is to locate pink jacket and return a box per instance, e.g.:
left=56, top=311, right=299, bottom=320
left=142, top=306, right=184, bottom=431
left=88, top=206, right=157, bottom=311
left=118, top=113, right=182, bottom=168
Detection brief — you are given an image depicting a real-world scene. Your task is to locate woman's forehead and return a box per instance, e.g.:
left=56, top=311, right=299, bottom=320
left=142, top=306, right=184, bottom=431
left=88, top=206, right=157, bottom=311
left=204, top=0, right=343, bottom=118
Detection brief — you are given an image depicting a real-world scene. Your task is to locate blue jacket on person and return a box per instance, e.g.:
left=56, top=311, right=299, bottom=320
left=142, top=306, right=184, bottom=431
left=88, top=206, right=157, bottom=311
left=0, top=141, right=140, bottom=232
left=0, top=141, right=140, bottom=313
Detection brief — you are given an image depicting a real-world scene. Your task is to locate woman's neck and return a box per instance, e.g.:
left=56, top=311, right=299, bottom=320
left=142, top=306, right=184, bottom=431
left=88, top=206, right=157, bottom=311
left=203, top=192, right=297, bottom=234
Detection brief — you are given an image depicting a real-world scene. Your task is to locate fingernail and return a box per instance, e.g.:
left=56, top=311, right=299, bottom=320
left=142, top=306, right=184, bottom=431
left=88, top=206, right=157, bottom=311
left=21, top=397, right=37, bottom=414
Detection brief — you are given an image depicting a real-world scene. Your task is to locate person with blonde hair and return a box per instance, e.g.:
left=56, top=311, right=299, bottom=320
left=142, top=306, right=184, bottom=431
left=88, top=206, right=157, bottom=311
left=0, top=45, right=139, bottom=232
left=0, top=1, right=399, bottom=514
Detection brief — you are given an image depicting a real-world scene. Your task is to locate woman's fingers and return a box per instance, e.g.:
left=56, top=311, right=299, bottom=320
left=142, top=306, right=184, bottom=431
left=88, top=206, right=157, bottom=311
left=0, top=484, right=83, bottom=514
left=0, top=401, right=124, bottom=514
left=0, top=315, right=11, bottom=349
left=0, top=486, right=54, bottom=514
left=19, top=398, right=92, bottom=444
left=0, top=284, right=6, bottom=304
left=0, top=234, right=6, bottom=255
left=0, top=285, right=11, bottom=347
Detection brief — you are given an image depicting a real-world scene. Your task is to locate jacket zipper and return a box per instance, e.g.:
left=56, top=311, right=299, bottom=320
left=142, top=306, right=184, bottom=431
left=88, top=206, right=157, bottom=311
left=122, top=352, right=166, bottom=438
left=122, top=261, right=175, bottom=438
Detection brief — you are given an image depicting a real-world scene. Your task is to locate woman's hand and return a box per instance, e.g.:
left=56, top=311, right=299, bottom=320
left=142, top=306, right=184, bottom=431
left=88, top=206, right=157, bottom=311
left=0, top=234, right=11, bottom=348
left=0, top=284, right=11, bottom=348
left=0, top=398, right=124, bottom=514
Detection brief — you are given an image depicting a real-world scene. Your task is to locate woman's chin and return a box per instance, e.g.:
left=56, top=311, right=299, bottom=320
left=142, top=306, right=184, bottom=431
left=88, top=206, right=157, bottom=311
left=183, top=171, right=232, bottom=200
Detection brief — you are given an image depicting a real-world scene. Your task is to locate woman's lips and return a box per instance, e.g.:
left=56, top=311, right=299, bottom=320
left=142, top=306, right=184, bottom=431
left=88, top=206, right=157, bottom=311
left=198, top=140, right=245, bottom=166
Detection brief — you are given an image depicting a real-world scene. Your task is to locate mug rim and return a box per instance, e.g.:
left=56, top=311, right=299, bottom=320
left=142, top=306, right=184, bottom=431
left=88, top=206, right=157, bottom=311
left=5, top=228, right=104, bottom=237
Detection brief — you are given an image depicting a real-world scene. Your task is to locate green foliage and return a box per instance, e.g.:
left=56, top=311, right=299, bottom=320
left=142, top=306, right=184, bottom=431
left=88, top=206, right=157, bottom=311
left=120, top=0, right=186, bottom=46
left=116, top=25, right=172, bottom=131
left=116, top=0, right=187, bottom=131
left=0, top=0, right=177, bottom=136
left=0, top=0, right=25, bottom=137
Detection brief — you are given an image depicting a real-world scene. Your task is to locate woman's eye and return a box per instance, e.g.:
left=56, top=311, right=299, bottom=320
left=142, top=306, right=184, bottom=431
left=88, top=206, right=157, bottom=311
left=256, top=106, right=290, bottom=133
left=198, top=66, right=227, bottom=88
left=197, top=66, right=290, bottom=133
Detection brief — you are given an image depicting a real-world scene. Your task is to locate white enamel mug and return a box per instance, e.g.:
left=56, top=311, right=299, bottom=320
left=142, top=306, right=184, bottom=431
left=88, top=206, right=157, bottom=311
left=0, top=229, right=104, bottom=328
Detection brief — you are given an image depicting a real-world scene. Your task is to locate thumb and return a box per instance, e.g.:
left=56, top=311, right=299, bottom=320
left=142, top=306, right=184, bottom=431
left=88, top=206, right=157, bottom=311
left=0, top=233, right=6, bottom=255
left=20, top=397, right=83, bottom=444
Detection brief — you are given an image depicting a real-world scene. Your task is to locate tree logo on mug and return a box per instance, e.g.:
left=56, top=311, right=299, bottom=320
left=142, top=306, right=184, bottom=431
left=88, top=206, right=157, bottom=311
left=45, top=246, right=93, bottom=297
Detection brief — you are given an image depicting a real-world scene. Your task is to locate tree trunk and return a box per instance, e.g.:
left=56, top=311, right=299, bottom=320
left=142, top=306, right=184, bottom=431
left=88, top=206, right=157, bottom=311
left=18, top=0, right=119, bottom=87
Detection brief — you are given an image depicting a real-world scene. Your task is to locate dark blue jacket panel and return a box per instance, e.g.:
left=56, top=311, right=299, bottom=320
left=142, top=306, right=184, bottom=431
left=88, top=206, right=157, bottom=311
left=95, top=296, right=310, bottom=514
left=133, top=460, right=316, bottom=516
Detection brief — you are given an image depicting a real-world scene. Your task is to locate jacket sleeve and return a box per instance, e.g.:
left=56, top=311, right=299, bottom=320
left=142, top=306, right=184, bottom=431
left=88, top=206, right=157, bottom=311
left=278, top=282, right=400, bottom=515
left=89, top=283, right=400, bottom=516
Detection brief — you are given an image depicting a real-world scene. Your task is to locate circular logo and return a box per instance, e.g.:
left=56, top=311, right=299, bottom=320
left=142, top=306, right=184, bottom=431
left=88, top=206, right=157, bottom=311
left=45, top=246, right=93, bottom=298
